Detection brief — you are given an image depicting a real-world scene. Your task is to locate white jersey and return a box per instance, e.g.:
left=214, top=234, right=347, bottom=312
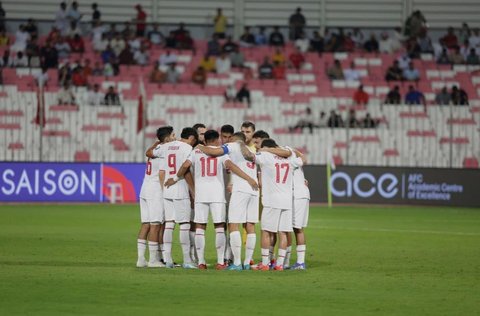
left=187, top=147, right=230, bottom=203
left=226, top=142, right=258, bottom=196
left=160, top=140, right=192, bottom=200
left=291, top=156, right=310, bottom=199
left=255, top=151, right=300, bottom=209
left=139, top=144, right=164, bottom=199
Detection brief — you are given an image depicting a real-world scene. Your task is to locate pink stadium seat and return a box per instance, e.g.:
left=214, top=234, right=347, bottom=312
left=147, top=118, right=167, bottom=126
left=0, top=110, right=23, bottom=117
left=383, top=149, right=400, bottom=157
left=49, top=105, right=79, bottom=112
left=407, top=130, right=436, bottom=137
left=447, top=118, right=476, bottom=125
left=97, top=112, right=127, bottom=119
left=439, top=137, right=469, bottom=144
left=42, top=130, right=71, bottom=137
left=74, top=150, right=90, bottom=162
left=109, top=138, right=130, bottom=151
left=351, top=135, right=380, bottom=143
left=463, top=157, right=479, bottom=168
left=81, top=124, right=111, bottom=132
left=0, top=123, right=21, bottom=130
left=8, top=142, right=24, bottom=150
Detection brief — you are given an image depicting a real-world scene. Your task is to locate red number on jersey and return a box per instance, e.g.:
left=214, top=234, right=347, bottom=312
left=146, top=160, right=152, bottom=175
left=246, top=161, right=255, bottom=169
left=274, top=163, right=290, bottom=184
left=168, top=154, right=176, bottom=175
left=200, top=157, right=218, bottom=177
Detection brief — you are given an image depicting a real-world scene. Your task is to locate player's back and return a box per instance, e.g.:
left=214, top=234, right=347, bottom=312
left=140, top=144, right=164, bottom=199
left=163, top=140, right=192, bottom=199
left=190, top=148, right=229, bottom=203
left=226, top=142, right=258, bottom=195
left=293, top=159, right=310, bottom=200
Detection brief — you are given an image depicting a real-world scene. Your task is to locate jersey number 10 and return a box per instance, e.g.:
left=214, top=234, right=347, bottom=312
left=200, top=157, right=218, bottom=177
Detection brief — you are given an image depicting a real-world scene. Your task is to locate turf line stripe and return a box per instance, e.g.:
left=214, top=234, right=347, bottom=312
left=310, top=225, right=480, bottom=236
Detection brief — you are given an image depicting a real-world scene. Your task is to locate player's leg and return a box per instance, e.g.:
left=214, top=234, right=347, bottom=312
left=275, top=209, right=294, bottom=271
left=137, top=198, right=150, bottom=267
left=194, top=202, right=209, bottom=269
left=158, top=223, right=165, bottom=262
left=176, top=199, right=195, bottom=268
left=269, top=233, right=277, bottom=264
left=255, top=207, right=279, bottom=270
left=163, top=198, right=176, bottom=268
left=227, top=192, right=247, bottom=270
left=243, top=194, right=259, bottom=269
left=146, top=196, right=164, bottom=267
left=211, top=202, right=227, bottom=270
left=284, top=232, right=293, bottom=269
left=292, top=198, right=309, bottom=270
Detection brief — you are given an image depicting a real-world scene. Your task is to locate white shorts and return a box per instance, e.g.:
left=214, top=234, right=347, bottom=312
left=293, top=198, right=309, bottom=229
left=228, top=191, right=259, bottom=224
left=140, top=197, right=164, bottom=223
left=164, top=198, right=191, bottom=223
left=194, top=202, right=226, bottom=224
left=261, top=207, right=293, bottom=233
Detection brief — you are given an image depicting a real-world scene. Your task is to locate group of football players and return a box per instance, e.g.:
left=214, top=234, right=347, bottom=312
left=136, top=121, right=310, bottom=271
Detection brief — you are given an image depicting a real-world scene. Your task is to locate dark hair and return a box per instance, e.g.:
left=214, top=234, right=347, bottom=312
left=193, top=123, right=206, bottom=131
left=232, top=132, right=246, bottom=142
left=220, top=124, right=234, bottom=134
left=156, top=126, right=173, bottom=142
left=241, top=121, right=255, bottom=131
left=204, top=129, right=220, bottom=143
left=252, top=130, right=270, bottom=139
left=261, top=138, right=278, bottom=148
left=181, top=127, right=198, bottom=140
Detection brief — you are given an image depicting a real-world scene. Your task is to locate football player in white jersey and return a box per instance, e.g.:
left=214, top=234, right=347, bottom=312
left=136, top=126, right=174, bottom=268
left=157, top=127, right=198, bottom=269
left=166, top=130, right=259, bottom=270
left=220, top=124, right=235, bottom=265
left=196, top=132, right=259, bottom=270
left=252, top=139, right=301, bottom=271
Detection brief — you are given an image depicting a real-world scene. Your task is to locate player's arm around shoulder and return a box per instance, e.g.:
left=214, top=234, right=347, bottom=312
left=258, top=146, right=292, bottom=158
left=237, top=141, right=255, bottom=162
left=196, top=144, right=227, bottom=157
left=164, top=158, right=192, bottom=188
left=224, top=159, right=259, bottom=191
left=146, top=141, right=162, bottom=158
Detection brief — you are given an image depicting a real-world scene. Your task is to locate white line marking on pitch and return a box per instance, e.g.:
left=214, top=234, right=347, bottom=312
left=310, top=226, right=480, bottom=236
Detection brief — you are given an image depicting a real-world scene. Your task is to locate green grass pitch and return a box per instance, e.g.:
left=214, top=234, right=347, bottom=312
left=0, top=204, right=479, bottom=315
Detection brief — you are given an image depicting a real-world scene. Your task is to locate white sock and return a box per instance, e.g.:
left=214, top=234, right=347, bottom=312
left=261, top=248, right=269, bottom=265
left=163, top=222, right=175, bottom=264
left=269, top=246, right=275, bottom=261
left=284, top=246, right=292, bottom=267
left=297, top=244, right=306, bottom=264
left=158, top=243, right=164, bottom=261
left=148, top=241, right=159, bottom=263
left=277, top=248, right=287, bottom=267
left=189, top=230, right=197, bottom=261
left=229, top=231, right=242, bottom=266
left=179, top=223, right=192, bottom=264
left=215, top=227, right=226, bottom=264
left=244, top=233, right=256, bottom=265
left=195, top=228, right=206, bottom=265
left=137, top=239, right=147, bottom=260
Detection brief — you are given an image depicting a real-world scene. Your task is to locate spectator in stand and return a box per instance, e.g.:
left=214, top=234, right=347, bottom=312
left=451, top=86, right=468, bottom=105
left=364, top=33, right=379, bottom=53
left=110, top=33, right=126, bottom=57
left=191, top=66, right=207, bottom=88
left=459, top=22, right=471, bottom=44
left=11, top=25, right=30, bottom=52
left=118, top=45, right=134, bottom=65
left=55, top=2, right=69, bottom=35
left=239, top=26, right=255, bottom=47
left=200, top=54, right=216, bottom=73
left=269, top=26, right=285, bottom=47
left=178, top=31, right=195, bottom=53
left=67, top=21, right=82, bottom=38
left=11, top=51, right=28, bottom=67
left=272, top=48, right=285, bottom=64
left=450, top=47, right=465, bottom=64
left=310, top=31, right=324, bottom=53
left=406, top=36, right=421, bottom=58
left=134, top=4, right=147, bottom=37
left=92, top=22, right=107, bottom=51
left=295, top=32, right=309, bottom=53
left=289, top=7, right=306, bottom=40
left=290, top=107, right=314, bottom=134
left=215, top=53, right=231, bottom=74
left=363, top=113, right=377, bottom=128
left=40, top=41, right=59, bottom=68
left=342, top=32, right=354, bottom=52
left=26, top=39, right=41, bottom=67
left=272, top=61, right=285, bottom=80
left=403, top=62, right=420, bottom=81
left=58, top=62, right=72, bottom=86
left=127, top=33, right=141, bottom=52
left=343, top=62, right=361, bottom=81
left=230, top=46, right=245, bottom=68
left=0, top=49, right=10, bottom=67
left=469, top=28, right=480, bottom=51
left=166, top=63, right=180, bottom=84
left=418, top=33, right=434, bottom=54
left=327, top=110, right=344, bottom=128
left=397, top=53, right=411, bottom=70
left=437, top=48, right=451, bottom=64
left=0, top=30, right=8, bottom=46
left=405, top=10, right=426, bottom=38
left=35, top=67, right=49, bottom=87
left=222, top=36, right=238, bottom=54
left=405, top=85, right=425, bottom=105
left=224, top=85, right=236, bottom=102
left=0, top=2, right=5, bottom=32
left=236, top=83, right=251, bottom=107
left=327, top=59, right=344, bottom=80
left=123, top=22, right=134, bottom=38
left=207, top=34, right=221, bottom=57
left=104, top=86, right=120, bottom=105
left=173, top=23, right=188, bottom=46
left=347, top=109, right=359, bottom=128
left=379, top=32, right=394, bottom=53
left=101, top=44, right=115, bottom=64
left=325, top=30, right=343, bottom=52
left=442, top=27, right=458, bottom=49
left=353, top=85, right=369, bottom=105
left=435, top=87, right=451, bottom=105
left=351, top=28, right=365, bottom=48
left=69, top=34, right=85, bottom=53
left=159, top=50, right=177, bottom=66
left=316, top=111, right=327, bottom=128
left=92, top=61, right=103, bottom=76
left=103, top=59, right=115, bottom=77
left=91, top=3, right=101, bottom=24
left=213, top=8, right=227, bottom=39
left=149, top=61, right=165, bottom=83
left=47, top=25, right=61, bottom=43
left=105, top=23, right=117, bottom=38
left=148, top=23, right=163, bottom=46
left=289, top=47, right=305, bottom=71
left=466, top=48, right=480, bottom=64
left=25, top=18, right=38, bottom=40
left=385, top=86, right=401, bottom=104
left=164, top=31, right=176, bottom=49
left=134, top=45, right=149, bottom=66
left=83, top=59, right=92, bottom=77
left=57, top=83, right=76, bottom=104
left=255, top=26, right=268, bottom=45
left=87, top=84, right=103, bottom=105
left=258, top=57, right=273, bottom=79
left=67, top=1, right=82, bottom=24
left=72, top=67, right=87, bottom=86
left=459, top=39, right=471, bottom=59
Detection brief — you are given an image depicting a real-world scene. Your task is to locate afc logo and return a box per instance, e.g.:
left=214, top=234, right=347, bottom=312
left=330, top=172, right=399, bottom=199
